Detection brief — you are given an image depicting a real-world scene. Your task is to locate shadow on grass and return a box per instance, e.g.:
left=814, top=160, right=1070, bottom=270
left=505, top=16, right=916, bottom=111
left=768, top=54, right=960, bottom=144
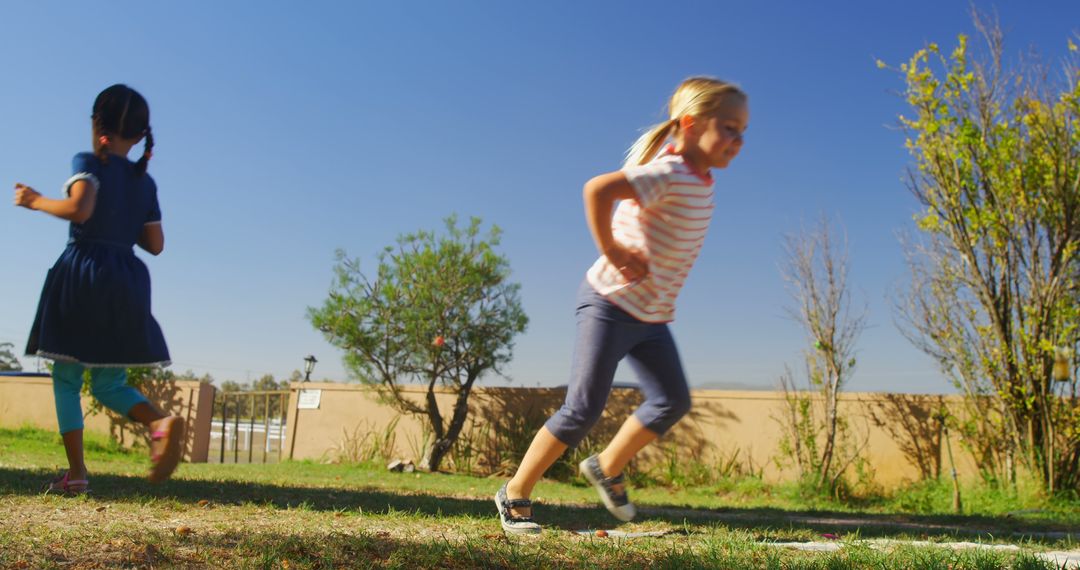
left=116, top=531, right=587, bottom=570
left=0, top=466, right=1073, bottom=544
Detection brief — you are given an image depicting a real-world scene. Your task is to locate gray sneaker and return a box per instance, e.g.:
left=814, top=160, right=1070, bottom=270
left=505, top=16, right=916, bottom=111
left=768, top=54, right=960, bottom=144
left=579, top=455, right=636, bottom=522
left=494, top=482, right=541, bottom=535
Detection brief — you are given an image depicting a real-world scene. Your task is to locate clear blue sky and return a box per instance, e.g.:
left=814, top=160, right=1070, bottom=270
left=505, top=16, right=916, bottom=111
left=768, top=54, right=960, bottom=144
left=2, top=1, right=1077, bottom=392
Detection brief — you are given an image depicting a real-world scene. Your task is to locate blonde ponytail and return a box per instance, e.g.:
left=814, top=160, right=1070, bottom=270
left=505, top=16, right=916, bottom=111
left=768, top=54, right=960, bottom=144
left=624, top=118, right=679, bottom=167
left=624, top=77, right=746, bottom=167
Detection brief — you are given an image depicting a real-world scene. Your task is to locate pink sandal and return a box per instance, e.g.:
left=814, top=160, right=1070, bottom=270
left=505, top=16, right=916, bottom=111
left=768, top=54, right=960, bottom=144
left=148, top=416, right=185, bottom=483
left=43, top=471, right=90, bottom=496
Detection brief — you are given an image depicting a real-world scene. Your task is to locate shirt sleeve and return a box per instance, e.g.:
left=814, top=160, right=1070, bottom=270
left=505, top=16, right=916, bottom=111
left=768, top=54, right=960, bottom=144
left=145, top=177, right=162, bottom=224
left=63, top=153, right=101, bottom=197
left=621, top=161, right=674, bottom=209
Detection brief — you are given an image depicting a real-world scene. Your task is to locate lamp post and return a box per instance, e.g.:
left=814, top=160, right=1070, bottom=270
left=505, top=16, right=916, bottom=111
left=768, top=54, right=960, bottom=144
left=289, top=354, right=318, bottom=461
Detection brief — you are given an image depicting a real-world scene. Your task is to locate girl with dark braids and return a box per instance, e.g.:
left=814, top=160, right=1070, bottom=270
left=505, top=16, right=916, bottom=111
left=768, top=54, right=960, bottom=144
left=13, top=84, right=183, bottom=494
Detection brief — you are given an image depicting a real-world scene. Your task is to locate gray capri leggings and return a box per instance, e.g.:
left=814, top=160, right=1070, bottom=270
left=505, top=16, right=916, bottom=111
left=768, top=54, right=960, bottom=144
left=544, top=280, right=692, bottom=448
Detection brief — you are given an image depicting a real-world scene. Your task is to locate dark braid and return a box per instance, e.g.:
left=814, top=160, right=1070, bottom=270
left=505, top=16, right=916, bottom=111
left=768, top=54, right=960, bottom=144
left=92, top=113, right=110, bottom=165
left=91, top=84, right=153, bottom=176
left=134, top=126, right=154, bottom=176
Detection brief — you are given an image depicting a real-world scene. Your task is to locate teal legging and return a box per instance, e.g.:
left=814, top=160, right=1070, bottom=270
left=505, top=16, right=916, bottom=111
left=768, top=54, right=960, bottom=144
left=52, top=362, right=149, bottom=434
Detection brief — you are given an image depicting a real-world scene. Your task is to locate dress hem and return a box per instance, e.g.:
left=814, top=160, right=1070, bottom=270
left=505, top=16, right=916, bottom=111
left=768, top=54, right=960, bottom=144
left=32, top=350, right=171, bottom=369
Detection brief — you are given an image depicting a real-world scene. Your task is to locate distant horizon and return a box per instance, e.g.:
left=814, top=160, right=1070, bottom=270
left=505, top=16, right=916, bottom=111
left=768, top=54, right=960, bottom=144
left=0, top=365, right=965, bottom=396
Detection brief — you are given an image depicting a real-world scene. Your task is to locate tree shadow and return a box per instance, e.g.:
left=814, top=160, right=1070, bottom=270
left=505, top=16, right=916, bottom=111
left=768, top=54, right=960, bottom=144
left=1, top=466, right=1073, bottom=544
left=636, top=393, right=742, bottom=470
left=465, top=386, right=742, bottom=480
left=865, top=394, right=946, bottom=482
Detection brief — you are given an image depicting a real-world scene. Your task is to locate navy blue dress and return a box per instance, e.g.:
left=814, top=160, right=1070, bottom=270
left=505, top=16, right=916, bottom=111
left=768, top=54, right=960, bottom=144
left=25, top=153, right=170, bottom=367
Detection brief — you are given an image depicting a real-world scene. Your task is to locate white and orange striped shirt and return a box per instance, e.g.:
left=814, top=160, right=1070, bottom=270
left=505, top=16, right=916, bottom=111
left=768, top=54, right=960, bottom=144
left=586, top=147, right=715, bottom=323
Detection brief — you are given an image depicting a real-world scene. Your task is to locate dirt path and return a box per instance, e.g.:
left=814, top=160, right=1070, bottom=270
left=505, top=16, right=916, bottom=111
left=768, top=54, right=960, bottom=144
left=635, top=504, right=1078, bottom=541
left=766, top=539, right=1080, bottom=569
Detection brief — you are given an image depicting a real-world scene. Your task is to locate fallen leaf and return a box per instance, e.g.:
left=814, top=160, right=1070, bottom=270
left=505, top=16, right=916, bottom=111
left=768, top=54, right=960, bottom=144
left=95, top=506, right=107, bottom=512
left=821, top=533, right=839, bottom=540
left=595, top=530, right=608, bottom=538
left=197, top=500, right=210, bottom=507
left=175, top=525, right=193, bottom=536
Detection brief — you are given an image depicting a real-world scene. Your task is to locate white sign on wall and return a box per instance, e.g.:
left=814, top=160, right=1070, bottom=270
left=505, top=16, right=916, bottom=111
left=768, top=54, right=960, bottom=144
left=297, top=389, right=322, bottom=409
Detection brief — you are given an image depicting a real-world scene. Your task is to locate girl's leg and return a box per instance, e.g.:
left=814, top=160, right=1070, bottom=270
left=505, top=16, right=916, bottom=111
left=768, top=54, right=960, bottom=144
left=599, top=325, right=690, bottom=482
left=597, top=415, right=658, bottom=483
left=52, top=361, right=89, bottom=480
left=88, top=368, right=159, bottom=424
left=505, top=426, right=568, bottom=504
left=60, top=431, right=86, bottom=480
left=505, top=286, right=638, bottom=513
left=128, top=402, right=168, bottom=426
left=89, top=368, right=184, bottom=482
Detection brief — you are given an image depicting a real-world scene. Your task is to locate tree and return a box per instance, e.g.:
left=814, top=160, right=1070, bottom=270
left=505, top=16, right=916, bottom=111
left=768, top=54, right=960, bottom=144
left=309, top=216, right=528, bottom=471
left=0, top=342, right=22, bottom=372
left=220, top=379, right=246, bottom=392
left=775, top=217, right=868, bottom=493
left=252, top=374, right=287, bottom=392
left=216, top=375, right=290, bottom=420
left=889, top=16, right=1080, bottom=492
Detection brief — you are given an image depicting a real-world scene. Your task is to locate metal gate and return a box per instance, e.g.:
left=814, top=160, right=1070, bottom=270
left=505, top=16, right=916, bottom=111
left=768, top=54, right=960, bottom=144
left=210, top=390, right=290, bottom=464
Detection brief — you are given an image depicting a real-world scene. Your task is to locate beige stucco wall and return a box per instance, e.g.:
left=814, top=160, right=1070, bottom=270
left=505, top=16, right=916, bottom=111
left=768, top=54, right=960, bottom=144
left=0, top=373, right=215, bottom=462
left=281, top=382, right=975, bottom=487
left=0, top=372, right=973, bottom=486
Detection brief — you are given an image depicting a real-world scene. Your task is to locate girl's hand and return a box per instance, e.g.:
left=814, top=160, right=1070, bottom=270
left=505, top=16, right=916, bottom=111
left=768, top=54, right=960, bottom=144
left=583, top=171, right=650, bottom=283
left=13, top=183, right=41, bottom=210
left=605, top=245, right=649, bottom=282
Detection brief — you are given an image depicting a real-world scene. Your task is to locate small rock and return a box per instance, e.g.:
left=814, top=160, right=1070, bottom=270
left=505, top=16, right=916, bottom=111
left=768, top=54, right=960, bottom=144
left=387, top=459, right=404, bottom=472
left=595, top=530, right=608, bottom=537
left=95, top=506, right=107, bottom=512
left=197, top=500, right=210, bottom=508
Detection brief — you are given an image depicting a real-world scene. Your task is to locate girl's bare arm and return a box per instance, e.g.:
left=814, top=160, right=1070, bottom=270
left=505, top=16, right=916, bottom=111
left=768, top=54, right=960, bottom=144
left=14, top=181, right=97, bottom=224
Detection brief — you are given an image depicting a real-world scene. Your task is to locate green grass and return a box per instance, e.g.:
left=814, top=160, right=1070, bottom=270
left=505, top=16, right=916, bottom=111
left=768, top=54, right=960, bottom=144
left=0, top=426, right=1077, bottom=569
